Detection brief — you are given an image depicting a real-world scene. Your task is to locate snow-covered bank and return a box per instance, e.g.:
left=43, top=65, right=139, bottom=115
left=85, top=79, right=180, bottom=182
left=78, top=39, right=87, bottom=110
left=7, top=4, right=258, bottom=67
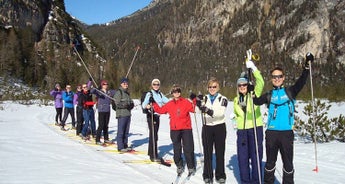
left=0, top=101, right=344, bottom=184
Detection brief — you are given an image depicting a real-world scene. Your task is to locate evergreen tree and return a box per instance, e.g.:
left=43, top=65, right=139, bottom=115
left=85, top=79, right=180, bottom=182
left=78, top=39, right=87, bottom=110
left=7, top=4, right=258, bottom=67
left=295, top=100, right=344, bottom=143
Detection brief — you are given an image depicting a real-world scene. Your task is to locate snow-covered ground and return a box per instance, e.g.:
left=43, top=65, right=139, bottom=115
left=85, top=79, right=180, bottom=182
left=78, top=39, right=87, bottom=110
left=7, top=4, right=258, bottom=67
left=0, top=100, right=344, bottom=184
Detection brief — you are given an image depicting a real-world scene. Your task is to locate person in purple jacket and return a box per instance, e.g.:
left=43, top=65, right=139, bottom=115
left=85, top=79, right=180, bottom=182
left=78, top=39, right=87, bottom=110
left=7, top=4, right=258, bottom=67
left=50, top=83, right=63, bottom=126
left=91, top=80, right=116, bottom=144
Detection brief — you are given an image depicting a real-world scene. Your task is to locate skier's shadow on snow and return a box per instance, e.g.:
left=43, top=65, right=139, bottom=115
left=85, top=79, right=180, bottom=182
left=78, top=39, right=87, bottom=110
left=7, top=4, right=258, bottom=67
left=108, top=130, right=116, bottom=135
left=227, top=154, right=241, bottom=183
left=130, top=137, right=149, bottom=148
left=158, top=143, right=173, bottom=157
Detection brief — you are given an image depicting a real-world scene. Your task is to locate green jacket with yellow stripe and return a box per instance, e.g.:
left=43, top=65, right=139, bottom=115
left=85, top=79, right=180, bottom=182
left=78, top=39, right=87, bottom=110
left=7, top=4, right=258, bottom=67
left=233, top=70, right=264, bottom=129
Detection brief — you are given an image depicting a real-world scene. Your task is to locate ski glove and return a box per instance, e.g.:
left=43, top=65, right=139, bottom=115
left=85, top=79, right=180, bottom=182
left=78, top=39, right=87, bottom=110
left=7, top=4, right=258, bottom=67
left=200, top=106, right=214, bottom=117
left=189, top=93, right=196, bottom=100
left=305, top=52, right=314, bottom=69
left=196, top=100, right=202, bottom=108
left=246, top=60, right=257, bottom=72
left=247, top=84, right=255, bottom=92
left=195, top=94, right=203, bottom=108
left=128, top=102, right=134, bottom=110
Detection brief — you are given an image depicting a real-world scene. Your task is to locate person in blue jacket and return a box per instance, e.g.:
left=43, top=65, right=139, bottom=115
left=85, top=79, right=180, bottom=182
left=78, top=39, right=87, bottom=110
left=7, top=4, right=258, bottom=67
left=253, top=53, right=313, bottom=184
left=141, top=78, right=169, bottom=161
left=91, top=80, right=116, bottom=145
left=60, top=84, right=75, bottom=130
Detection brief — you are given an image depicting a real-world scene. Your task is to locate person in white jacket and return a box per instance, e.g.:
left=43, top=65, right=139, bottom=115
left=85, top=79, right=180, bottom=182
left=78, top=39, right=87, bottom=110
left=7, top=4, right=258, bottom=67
left=192, top=77, right=228, bottom=184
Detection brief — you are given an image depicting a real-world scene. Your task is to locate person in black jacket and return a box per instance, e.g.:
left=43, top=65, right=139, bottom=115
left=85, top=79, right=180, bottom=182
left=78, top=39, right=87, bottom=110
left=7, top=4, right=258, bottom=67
left=74, top=85, right=84, bottom=136
left=253, top=53, right=313, bottom=184
left=79, top=83, right=96, bottom=139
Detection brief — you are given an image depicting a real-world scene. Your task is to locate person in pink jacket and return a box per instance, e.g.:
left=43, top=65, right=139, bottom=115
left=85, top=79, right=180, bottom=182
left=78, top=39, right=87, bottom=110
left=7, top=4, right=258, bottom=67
left=153, top=85, right=196, bottom=176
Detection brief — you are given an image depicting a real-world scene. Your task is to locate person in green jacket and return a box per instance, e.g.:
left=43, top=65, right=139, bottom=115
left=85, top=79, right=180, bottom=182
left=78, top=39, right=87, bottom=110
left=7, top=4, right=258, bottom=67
left=114, top=77, right=134, bottom=152
left=233, top=56, right=264, bottom=184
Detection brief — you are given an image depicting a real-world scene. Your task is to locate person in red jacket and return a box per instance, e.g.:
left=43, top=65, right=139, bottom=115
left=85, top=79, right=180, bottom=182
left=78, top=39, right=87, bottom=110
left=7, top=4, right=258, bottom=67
left=153, top=85, right=196, bottom=176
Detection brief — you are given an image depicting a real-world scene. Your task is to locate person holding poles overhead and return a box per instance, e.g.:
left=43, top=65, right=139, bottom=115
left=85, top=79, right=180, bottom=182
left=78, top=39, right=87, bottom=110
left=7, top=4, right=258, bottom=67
left=253, top=52, right=313, bottom=184
left=234, top=49, right=264, bottom=184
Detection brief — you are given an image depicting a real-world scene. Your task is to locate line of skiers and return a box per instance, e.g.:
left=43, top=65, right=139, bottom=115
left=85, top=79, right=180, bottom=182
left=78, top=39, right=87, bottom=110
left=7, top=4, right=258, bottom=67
left=50, top=77, right=134, bottom=152
left=50, top=50, right=313, bottom=184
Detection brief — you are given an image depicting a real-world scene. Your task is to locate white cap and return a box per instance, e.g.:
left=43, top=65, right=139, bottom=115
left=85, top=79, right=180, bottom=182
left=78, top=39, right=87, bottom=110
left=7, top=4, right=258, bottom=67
left=151, top=78, right=160, bottom=85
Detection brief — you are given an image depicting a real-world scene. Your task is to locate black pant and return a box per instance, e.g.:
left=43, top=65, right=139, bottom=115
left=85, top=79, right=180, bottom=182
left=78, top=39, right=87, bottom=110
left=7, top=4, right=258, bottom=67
left=170, top=129, right=195, bottom=170
left=202, top=123, right=227, bottom=181
left=76, top=106, right=84, bottom=135
left=147, top=114, right=160, bottom=159
left=55, top=108, right=63, bottom=123
left=264, top=130, right=294, bottom=184
left=61, top=107, right=75, bottom=127
left=96, top=112, right=110, bottom=142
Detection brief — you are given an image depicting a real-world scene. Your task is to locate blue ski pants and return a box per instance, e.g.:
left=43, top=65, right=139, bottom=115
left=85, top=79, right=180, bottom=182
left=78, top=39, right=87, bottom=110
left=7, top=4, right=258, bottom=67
left=116, top=116, right=131, bottom=150
left=237, top=126, right=263, bottom=184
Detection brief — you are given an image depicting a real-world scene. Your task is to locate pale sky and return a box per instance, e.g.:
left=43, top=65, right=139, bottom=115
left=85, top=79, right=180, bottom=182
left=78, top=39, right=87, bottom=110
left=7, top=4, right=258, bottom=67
left=64, top=0, right=152, bottom=25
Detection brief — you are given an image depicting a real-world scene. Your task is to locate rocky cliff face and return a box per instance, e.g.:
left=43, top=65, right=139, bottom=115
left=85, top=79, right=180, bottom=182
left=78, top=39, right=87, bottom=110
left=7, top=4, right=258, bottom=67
left=0, top=0, right=50, bottom=35
left=0, top=0, right=104, bottom=88
left=0, top=0, right=344, bottom=99
left=144, top=0, right=344, bottom=64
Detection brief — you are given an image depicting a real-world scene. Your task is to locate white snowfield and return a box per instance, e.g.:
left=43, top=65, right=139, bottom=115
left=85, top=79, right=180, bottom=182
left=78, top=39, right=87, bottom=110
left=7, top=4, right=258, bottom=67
left=0, top=100, right=344, bottom=184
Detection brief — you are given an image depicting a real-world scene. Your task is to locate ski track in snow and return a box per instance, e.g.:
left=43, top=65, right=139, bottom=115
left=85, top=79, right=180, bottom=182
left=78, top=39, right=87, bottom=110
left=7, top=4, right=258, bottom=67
left=0, top=100, right=344, bottom=184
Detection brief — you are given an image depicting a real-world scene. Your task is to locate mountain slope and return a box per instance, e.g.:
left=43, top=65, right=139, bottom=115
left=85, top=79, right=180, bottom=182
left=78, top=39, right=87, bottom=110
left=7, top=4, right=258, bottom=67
left=85, top=0, right=345, bottom=99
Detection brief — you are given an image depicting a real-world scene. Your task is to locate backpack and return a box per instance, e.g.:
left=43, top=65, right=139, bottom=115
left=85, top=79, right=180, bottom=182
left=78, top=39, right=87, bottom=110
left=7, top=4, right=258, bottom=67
left=140, top=91, right=152, bottom=114
left=111, top=90, right=122, bottom=111
left=266, top=87, right=293, bottom=106
left=141, top=91, right=164, bottom=114
left=266, top=87, right=295, bottom=118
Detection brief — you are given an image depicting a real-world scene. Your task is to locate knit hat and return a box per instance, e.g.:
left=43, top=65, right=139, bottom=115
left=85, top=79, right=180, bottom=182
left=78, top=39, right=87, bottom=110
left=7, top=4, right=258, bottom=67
left=55, top=83, right=60, bottom=88
left=237, top=77, right=248, bottom=85
left=151, top=78, right=160, bottom=85
left=100, top=80, right=108, bottom=85
left=120, top=77, right=129, bottom=84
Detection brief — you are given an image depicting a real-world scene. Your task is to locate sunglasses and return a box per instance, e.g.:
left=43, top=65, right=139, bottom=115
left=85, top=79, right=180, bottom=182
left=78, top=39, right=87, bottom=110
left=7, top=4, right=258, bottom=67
left=208, top=86, right=217, bottom=89
left=152, top=83, right=160, bottom=86
left=272, top=75, right=284, bottom=79
left=102, top=83, right=108, bottom=85
left=238, top=83, right=248, bottom=87
left=82, top=86, right=87, bottom=88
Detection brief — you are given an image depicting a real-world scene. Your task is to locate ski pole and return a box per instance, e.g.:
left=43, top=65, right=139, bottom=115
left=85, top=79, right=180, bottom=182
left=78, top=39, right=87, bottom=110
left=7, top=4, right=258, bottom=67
left=73, top=47, right=117, bottom=103
left=307, top=52, right=318, bottom=172
left=200, top=98, right=212, bottom=179
left=125, top=46, right=140, bottom=78
left=190, top=91, right=203, bottom=157
left=193, top=109, right=203, bottom=158
left=150, top=100, right=157, bottom=161
left=246, top=49, right=262, bottom=184
left=247, top=68, right=262, bottom=184
left=73, top=46, right=98, bottom=88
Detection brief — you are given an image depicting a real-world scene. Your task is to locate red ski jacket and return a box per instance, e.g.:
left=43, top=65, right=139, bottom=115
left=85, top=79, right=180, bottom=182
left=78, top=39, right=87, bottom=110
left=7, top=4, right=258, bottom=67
left=153, top=97, right=195, bottom=130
